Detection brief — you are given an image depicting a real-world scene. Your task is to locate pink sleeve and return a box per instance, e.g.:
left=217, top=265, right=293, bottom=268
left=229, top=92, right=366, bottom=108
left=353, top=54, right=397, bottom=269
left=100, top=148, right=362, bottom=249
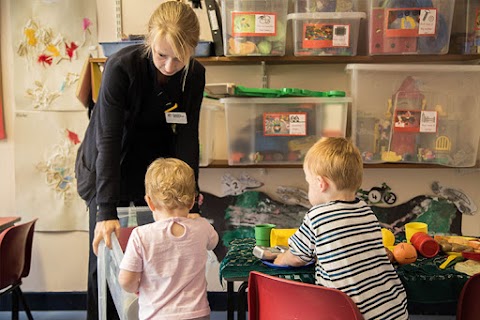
left=119, top=228, right=144, bottom=272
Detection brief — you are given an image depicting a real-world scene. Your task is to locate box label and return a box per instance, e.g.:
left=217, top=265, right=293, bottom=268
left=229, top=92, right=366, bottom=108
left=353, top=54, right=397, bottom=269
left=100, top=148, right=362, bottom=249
left=232, top=12, right=276, bottom=36
left=384, top=8, right=437, bottom=38
left=263, top=112, right=307, bottom=136
left=418, top=9, right=437, bottom=35
left=393, top=110, right=437, bottom=133
left=302, top=23, right=350, bottom=48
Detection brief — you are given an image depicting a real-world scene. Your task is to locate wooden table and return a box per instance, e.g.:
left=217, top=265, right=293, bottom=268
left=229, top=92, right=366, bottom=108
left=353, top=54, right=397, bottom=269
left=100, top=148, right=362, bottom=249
left=0, top=216, right=21, bottom=233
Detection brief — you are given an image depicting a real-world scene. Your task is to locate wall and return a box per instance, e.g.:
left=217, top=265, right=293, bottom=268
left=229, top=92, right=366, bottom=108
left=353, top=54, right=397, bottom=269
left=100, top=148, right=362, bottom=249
left=0, top=0, right=479, bottom=294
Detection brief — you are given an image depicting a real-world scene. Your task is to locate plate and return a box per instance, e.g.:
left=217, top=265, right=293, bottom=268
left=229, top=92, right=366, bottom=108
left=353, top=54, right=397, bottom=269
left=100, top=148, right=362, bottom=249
left=261, top=259, right=314, bottom=269
left=462, top=251, right=480, bottom=261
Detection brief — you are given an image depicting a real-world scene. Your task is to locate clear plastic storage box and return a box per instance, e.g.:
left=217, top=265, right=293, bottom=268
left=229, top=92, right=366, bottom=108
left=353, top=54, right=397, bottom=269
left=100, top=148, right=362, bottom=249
left=368, top=0, right=455, bottom=55
left=200, top=100, right=222, bottom=167
left=221, top=96, right=351, bottom=165
left=347, top=64, right=480, bottom=167
left=117, top=206, right=153, bottom=228
left=99, top=207, right=217, bottom=320
left=98, top=233, right=139, bottom=320
left=221, top=0, right=288, bottom=56
left=293, top=0, right=358, bottom=12
left=288, top=12, right=366, bottom=56
left=98, top=206, right=153, bottom=319
left=450, top=0, right=480, bottom=54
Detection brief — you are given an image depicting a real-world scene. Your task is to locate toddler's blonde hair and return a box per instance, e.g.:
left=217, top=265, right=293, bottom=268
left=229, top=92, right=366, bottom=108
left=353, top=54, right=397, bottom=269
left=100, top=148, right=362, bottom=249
left=145, top=158, right=196, bottom=210
left=304, top=137, right=363, bottom=192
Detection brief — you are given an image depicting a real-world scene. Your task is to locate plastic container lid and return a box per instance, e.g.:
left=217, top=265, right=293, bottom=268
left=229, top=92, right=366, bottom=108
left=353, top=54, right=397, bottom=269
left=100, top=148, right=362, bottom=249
left=233, top=85, right=346, bottom=98
left=287, top=12, right=366, bottom=20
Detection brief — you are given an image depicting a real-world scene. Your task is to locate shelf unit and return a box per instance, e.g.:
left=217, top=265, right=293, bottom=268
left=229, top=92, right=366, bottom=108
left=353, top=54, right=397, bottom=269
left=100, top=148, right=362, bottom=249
left=90, top=54, right=480, bottom=65
left=89, top=55, right=480, bottom=169
left=202, top=160, right=480, bottom=169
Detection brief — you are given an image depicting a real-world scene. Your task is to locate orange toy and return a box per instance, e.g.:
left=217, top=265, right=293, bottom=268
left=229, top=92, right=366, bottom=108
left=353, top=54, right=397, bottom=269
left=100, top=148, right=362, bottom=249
left=393, top=243, right=417, bottom=265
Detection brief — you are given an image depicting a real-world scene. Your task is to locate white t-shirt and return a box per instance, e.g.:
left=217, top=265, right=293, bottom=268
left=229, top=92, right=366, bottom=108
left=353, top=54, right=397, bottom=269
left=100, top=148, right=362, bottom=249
left=120, top=217, right=219, bottom=320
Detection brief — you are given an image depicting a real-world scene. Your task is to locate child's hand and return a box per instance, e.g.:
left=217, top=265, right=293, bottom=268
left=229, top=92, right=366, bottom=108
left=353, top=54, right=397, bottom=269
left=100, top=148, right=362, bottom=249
left=273, top=252, right=288, bottom=266
left=187, top=213, right=201, bottom=219
left=262, top=250, right=280, bottom=261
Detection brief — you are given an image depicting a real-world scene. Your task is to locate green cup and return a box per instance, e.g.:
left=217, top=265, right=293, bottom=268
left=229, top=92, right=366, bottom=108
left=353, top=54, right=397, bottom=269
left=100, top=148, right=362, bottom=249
left=254, top=224, right=276, bottom=247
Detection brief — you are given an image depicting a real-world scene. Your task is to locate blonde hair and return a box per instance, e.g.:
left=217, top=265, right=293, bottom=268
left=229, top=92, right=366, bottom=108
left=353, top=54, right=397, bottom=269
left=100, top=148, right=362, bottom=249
left=144, top=0, right=200, bottom=64
left=304, top=137, right=363, bottom=192
left=145, top=158, right=196, bottom=210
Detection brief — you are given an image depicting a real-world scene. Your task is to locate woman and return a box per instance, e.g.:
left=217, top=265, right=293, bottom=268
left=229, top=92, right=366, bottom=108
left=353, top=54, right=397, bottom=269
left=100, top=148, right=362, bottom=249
left=75, top=1, right=205, bottom=318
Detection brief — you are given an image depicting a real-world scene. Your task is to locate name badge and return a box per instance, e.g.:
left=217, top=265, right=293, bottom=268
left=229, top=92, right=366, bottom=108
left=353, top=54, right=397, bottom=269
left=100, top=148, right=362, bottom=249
left=165, top=112, right=187, bottom=124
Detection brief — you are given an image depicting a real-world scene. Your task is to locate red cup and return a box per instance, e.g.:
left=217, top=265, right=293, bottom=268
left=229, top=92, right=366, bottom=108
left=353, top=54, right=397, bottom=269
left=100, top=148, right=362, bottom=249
left=410, top=232, right=439, bottom=258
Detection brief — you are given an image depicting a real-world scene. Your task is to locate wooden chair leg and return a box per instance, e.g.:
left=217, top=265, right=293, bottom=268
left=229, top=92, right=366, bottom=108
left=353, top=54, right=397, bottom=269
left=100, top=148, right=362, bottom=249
left=16, top=287, right=34, bottom=320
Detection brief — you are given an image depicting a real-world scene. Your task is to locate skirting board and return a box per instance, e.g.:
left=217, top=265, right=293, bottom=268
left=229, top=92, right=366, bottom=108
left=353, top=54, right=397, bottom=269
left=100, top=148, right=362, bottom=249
left=0, top=292, right=455, bottom=315
left=0, top=292, right=234, bottom=312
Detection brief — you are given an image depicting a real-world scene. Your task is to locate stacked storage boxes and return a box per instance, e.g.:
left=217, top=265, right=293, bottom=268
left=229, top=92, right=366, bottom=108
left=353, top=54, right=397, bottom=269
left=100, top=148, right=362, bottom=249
left=347, top=64, right=480, bottom=167
left=221, top=0, right=288, bottom=56
left=288, top=0, right=366, bottom=56
left=222, top=90, right=350, bottom=165
left=368, top=0, right=455, bottom=55
left=450, top=0, right=480, bottom=54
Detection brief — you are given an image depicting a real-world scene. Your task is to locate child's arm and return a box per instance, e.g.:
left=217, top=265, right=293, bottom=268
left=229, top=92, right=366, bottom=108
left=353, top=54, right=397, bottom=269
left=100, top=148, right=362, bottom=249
left=118, top=269, right=141, bottom=293
left=273, top=249, right=309, bottom=267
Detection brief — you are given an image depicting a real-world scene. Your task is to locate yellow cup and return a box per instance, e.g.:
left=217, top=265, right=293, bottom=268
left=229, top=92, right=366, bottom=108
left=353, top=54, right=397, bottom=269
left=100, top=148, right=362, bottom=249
left=404, top=222, right=428, bottom=244
left=270, top=228, right=297, bottom=247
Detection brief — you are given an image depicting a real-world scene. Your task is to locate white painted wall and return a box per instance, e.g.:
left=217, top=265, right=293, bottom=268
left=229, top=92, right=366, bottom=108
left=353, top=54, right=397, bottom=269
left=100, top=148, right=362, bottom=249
left=0, top=0, right=479, bottom=294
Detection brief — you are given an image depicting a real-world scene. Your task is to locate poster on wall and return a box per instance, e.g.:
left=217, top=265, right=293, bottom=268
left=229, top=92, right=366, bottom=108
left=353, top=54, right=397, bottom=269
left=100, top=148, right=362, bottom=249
left=11, top=0, right=97, bottom=111
left=11, top=0, right=97, bottom=231
left=14, top=111, right=89, bottom=231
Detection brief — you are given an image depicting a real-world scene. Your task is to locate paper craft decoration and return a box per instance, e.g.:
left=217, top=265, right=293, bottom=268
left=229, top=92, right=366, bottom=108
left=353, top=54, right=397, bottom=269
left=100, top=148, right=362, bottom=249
left=15, top=110, right=89, bottom=231
left=12, top=0, right=97, bottom=111
left=11, top=0, right=97, bottom=231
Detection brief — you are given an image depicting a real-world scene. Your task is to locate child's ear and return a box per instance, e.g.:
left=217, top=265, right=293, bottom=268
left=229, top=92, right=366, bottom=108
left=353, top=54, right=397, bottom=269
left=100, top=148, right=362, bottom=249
left=188, top=198, right=195, bottom=210
left=145, top=195, right=156, bottom=212
left=317, top=176, right=329, bottom=192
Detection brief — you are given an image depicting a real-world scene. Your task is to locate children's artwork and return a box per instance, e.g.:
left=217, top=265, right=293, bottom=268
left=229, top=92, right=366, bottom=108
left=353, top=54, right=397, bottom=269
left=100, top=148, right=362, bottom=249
left=221, top=172, right=264, bottom=196
left=199, top=191, right=308, bottom=260
left=276, top=186, right=310, bottom=208
left=372, top=195, right=462, bottom=237
left=357, top=183, right=398, bottom=205
left=431, top=181, right=477, bottom=215
left=11, top=0, right=97, bottom=111
left=11, top=0, right=97, bottom=231
left=199, top=189, right=463, bottom=260
left=14, top=111, right=89, bottom=231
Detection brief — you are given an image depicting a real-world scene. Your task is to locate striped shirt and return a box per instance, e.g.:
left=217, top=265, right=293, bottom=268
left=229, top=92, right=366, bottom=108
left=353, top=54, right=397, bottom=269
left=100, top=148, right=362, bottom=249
left=289, top=199, right=409, bottom=320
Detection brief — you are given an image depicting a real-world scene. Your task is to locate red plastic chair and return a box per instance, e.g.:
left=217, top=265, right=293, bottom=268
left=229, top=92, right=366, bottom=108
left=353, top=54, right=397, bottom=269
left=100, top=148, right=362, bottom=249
left=248, top=271, right=364, bottom=320
left=457, top=272, right=480, bottom=320
left=0, top=219, right=37, bottom=320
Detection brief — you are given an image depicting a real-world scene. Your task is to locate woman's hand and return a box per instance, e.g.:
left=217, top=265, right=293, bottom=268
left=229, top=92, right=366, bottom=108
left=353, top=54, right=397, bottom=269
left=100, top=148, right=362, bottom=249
left=187, top=213, right=201, bottom=219
left=92, top=219, right=121, bottom=255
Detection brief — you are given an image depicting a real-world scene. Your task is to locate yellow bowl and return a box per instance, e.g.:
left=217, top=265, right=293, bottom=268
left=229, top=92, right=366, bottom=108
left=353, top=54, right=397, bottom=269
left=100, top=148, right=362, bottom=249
left=381, top=228, right=395, bottom=247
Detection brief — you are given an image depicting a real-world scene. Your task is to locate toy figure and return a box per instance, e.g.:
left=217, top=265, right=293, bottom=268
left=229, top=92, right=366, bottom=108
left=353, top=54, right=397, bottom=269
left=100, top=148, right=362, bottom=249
left=389, top=76, right=425, bottom=158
